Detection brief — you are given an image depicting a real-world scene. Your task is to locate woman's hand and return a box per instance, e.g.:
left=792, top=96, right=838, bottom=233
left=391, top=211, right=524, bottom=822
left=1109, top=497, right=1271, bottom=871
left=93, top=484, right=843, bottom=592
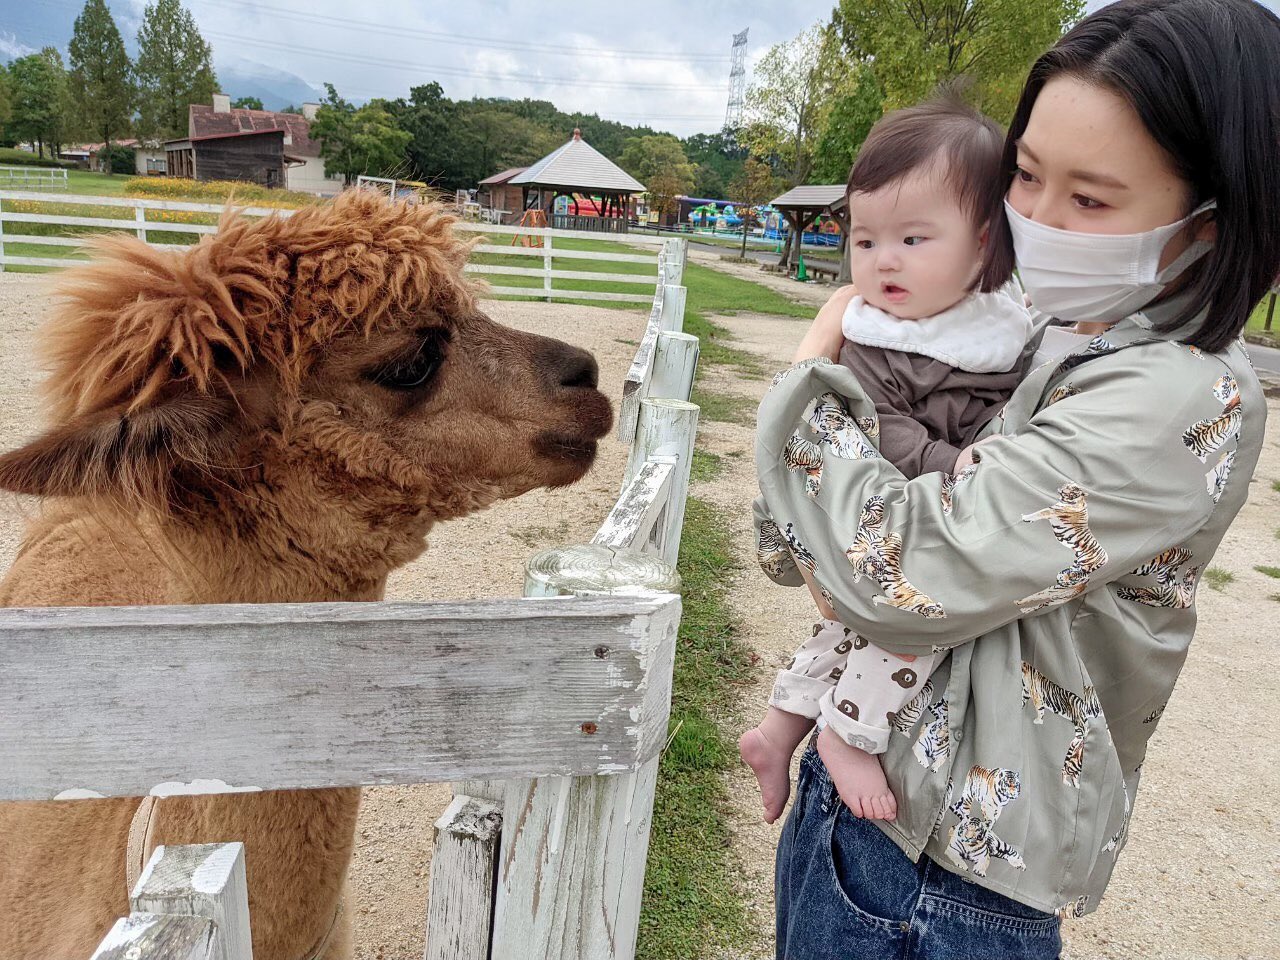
left=793, top=285, right=858, bottom=364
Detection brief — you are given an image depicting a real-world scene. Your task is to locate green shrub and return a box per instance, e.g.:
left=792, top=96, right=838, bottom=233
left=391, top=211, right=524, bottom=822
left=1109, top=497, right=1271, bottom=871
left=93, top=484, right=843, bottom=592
left=101, top=145, right=136, bottom=176
left=0, top=147, right=74, bottom=168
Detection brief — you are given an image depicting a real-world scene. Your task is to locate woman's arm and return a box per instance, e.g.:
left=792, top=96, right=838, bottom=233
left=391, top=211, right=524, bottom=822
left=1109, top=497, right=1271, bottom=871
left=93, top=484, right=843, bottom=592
left=793, top=285, right=858, bottom=363
left=755, top=348, right=1237, bottom=654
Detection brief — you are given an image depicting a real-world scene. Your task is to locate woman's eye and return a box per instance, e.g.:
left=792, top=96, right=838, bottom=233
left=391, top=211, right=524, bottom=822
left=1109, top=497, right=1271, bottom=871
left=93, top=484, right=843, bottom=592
left=368, top=339, right=445, bottom=390
left=1015, top=166, right=1038, bottom=185
left=904, top=236, right=926, bottom=246
left=1073, top=194, right=1105, bottom=210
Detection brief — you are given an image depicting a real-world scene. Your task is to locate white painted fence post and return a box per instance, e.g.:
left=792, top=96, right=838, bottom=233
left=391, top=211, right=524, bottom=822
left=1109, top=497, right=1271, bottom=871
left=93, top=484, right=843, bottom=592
left=650, top=332, right=699, bottom=405
left=658, top=284, right=687, bottom=333
left=135, top=204, right=148, bottom=243
left=660, top=237, right=686, bottom=285
left=489, top=546, right=680, bottom=960
left=543, top=231, right=553, bottom=303
left=424, top=795, right=503, bottom=960
left=96, top=842, right=254, bottom=960
left=622, top=398, right=699, bottom=564
left=0, top=196, right=6, bottom=273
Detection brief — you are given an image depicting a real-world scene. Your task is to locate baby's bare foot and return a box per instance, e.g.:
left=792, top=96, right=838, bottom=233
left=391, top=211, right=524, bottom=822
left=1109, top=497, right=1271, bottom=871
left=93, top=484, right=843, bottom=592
left=816, top=725, right=897, bottom=820
left=739, top=727, right=792, bottom=824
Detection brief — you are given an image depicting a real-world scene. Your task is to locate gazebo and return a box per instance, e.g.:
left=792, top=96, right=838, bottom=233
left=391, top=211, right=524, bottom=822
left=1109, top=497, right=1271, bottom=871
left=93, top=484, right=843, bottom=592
left=769, top=184, right=850, bottom=282
left=510, top=129, right=645, bottom=233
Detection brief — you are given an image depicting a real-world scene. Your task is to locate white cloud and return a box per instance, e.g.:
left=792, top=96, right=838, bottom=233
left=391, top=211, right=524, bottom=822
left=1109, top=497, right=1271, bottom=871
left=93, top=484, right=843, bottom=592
left=0, top=30, right=35, bottom=59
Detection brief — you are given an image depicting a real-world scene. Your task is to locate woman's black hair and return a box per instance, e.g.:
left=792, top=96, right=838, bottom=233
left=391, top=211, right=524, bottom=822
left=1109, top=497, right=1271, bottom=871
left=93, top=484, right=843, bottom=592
left=1002, top=0, right=1280, bottom=352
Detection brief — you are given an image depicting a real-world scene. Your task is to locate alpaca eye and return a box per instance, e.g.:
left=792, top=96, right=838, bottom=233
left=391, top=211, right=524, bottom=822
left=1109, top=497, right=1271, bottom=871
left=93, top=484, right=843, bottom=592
left=368, top=337, right=446, bottom=391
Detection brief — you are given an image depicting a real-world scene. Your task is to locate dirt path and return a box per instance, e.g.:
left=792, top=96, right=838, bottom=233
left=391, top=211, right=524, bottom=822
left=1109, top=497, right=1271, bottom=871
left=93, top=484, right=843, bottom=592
left=701, top=308, right=1280, bottom=960
left=0, top=273, right=645, bottom=959
left=686, top=248, right=835, bottom=307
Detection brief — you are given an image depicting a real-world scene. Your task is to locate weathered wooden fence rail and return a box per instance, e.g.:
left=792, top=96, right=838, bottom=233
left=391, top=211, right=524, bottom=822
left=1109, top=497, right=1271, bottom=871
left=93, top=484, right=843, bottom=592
left=0, top=165, right=68, bottom=190
left=0, top=189, right=669, bottom=306
left=0, top=239, right=698, bottom=960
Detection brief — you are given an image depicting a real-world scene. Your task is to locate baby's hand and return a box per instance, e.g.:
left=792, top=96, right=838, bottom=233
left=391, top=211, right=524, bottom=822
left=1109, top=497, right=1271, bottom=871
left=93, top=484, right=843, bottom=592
left=953, top=436, right=1001, bottom=474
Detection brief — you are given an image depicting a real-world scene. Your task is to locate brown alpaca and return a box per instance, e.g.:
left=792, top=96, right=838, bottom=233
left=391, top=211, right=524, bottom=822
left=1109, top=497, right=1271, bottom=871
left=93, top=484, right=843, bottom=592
left=0, top=189, right=613, bottom=959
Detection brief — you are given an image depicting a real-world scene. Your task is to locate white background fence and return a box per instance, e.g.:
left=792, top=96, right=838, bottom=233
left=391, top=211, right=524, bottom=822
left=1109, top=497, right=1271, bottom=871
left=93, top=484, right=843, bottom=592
left=0, top=166, right=68, bottom=190
left=0, top=236, right=699, bottom=960
left=0, top=191, right=668, bottom=305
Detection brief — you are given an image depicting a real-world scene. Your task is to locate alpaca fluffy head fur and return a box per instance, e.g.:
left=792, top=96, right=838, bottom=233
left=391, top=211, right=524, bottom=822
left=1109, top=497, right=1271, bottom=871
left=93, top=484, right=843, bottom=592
left=0, top=190, right=613, bottom=566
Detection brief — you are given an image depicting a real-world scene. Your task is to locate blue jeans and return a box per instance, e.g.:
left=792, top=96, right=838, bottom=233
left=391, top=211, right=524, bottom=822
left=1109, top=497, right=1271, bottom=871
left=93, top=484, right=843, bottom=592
left=776, top=744, right=1061, bottom=960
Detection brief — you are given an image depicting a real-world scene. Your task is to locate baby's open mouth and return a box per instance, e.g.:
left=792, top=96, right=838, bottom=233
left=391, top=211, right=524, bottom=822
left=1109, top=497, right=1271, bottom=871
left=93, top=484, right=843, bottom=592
left=881, top=283, right=909, bottom=301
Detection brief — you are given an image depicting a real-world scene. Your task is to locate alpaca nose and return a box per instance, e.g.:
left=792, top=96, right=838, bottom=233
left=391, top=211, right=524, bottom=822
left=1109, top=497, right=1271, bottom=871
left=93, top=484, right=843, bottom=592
left=544, top=344, right=599, bottom=391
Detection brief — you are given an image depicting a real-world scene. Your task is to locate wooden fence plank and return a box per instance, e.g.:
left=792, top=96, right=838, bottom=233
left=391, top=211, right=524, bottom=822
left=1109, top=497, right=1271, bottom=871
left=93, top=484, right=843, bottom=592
left=480, top=286, right=652, bottom=303
left=452, top=221, right=668, bottom=244
left=130, top=844, right=253, bottom=960
left=424, top=796, right=502, bottom=960
left=0, top=596, right=680, bottom=801
left=0, top=212, right=218, bottom=234
left=591, top=460, right=674, bottom=554
left=0, top=190, right=287, bottom=218
left=465, top=264, right=655, bottom=285
left=90, top=915, right=216, bottom=960
left=470, top=244, right=656, bottom=264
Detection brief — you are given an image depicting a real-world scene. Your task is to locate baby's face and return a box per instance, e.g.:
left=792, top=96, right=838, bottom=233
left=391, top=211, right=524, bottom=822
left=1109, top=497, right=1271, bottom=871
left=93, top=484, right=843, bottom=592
left=847, top=166, right=986, bottom=320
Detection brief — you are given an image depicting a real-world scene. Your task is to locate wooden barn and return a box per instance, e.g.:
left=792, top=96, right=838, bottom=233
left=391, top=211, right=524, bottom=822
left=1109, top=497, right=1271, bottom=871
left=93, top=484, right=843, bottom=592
left=476, top=167, right=527, bottom=224
left=163, top=94, right=341, bottom=193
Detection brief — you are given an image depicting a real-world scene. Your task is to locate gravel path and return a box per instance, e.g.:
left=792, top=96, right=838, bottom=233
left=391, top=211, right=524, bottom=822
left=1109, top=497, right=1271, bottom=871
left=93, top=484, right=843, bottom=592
left=3, top=270, right=1277, bottom=959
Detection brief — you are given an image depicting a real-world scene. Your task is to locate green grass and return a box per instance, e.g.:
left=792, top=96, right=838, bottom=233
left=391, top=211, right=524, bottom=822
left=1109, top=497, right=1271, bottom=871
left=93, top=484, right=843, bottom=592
left=689, top=450, right=726, bottom=484
left=1248, top=294, right=1279, bottom=343
left=0, top=147, right=73, bottom=168
left=690, top=386, right=757, bottom=425
left=1272, top=480, right=1280, bottom=494
left=1205, top=567, right=1236, bottom=591
left=1254, top=565, right=1280, bottom=580
left=638, top=495, right=755, bottom=960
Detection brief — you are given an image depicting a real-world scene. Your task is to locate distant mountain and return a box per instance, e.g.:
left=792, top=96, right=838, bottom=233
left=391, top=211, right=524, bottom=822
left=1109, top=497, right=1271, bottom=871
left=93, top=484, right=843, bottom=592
left=212, top=56, right=324, bottom=112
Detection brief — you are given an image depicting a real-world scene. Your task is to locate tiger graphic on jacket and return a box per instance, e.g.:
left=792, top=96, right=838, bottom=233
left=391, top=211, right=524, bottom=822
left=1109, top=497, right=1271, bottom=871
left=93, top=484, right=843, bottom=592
left=1116, top=547, right=1200, bottom=609
left=1016, top=482, right=1108, bottom=613
left=946, top=765, right=1026, bottom=876
left=783, top=434, right=825, bottom=498
left=808, top=393, right=881, bottom=461
left=888, top=679, right=934, bottom=736
left=1021, top=662, right=1102, bottom=787
left=757, top=517, right=790, bottom=579
left=1183, top=373, right=1242, bottom=462
left=912, top=698, right=950, bottom=771
left=1205, top=449, right=1236, bottom=504
left=845, top=496, right=946, bottom=619
left=940, top=464, right=977, bottom=516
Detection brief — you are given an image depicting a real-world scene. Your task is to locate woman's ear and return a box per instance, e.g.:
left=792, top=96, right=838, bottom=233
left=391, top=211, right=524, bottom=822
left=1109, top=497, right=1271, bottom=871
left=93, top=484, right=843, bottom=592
left=1194, top=212, right=1218, bottom=244
left=977, top=219, right=992, bottom=250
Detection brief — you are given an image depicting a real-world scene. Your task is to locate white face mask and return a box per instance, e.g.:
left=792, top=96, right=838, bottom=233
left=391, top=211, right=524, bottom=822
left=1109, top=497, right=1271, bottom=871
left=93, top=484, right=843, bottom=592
left=1004, top=199, right=1216, bottom=325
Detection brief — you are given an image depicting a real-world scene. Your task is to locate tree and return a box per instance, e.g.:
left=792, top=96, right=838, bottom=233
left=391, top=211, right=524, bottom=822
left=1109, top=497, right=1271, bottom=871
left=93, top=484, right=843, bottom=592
left=42, top=48, right=75, bottom=160
left=810, top=64, right=883, bottom=183
left=8, top=54, right=62, bottom=157
left=619, top=134, right=696, bottom=220
left=728, top=157, right=781, bottom=258
left=135, top=0, right=218, bottom=141
left=684, top=129, right=747, bottom=199
left=232, top=96, right=263, bottom=110
left=743, top=23, right=847, bottom=186
left=833, top=0, right=1085, bottom=121
left=0, top=65, right=11, bottom=145
left=68, top=0, right=134, bottom=173
left=310, top=84, right=411, bottom=185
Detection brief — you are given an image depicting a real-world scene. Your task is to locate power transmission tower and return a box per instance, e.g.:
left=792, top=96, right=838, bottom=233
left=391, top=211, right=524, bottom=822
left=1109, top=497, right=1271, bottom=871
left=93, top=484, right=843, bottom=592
left=724, top=28, right=748, bottom=131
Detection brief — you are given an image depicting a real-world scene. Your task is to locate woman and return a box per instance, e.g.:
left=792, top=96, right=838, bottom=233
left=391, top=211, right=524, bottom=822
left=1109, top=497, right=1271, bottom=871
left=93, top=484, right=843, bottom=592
left=757, top=1, right=1279, bottom=957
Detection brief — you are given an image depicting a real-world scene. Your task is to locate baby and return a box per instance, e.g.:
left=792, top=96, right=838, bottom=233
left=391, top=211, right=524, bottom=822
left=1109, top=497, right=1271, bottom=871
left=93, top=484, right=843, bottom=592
left=740, top=91, right=1031, bottom=823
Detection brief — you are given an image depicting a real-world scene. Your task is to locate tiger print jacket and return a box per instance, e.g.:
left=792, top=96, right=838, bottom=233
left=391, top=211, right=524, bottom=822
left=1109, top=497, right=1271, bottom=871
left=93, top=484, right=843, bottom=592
left=753, top=290, right=1265, bottom=919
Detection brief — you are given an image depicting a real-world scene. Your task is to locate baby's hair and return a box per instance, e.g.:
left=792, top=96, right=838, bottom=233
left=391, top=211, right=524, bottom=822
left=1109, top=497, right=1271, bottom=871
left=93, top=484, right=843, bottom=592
left=846, top=84, right=1013, bottom=293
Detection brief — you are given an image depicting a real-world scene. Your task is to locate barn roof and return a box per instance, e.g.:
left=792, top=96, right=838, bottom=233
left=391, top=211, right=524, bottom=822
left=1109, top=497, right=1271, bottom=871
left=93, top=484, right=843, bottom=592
left=510, top=130, right=644, bottom=194
left=478, top=166, right=528, bottom=186
left=770, top=184, right=847, bottom=211
left=189, top=104, right=320, bottom=158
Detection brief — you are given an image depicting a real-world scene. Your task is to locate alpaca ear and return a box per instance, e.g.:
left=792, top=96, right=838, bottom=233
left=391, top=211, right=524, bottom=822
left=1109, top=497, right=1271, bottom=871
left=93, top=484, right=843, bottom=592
left=0, top=391, right=236, bottom=504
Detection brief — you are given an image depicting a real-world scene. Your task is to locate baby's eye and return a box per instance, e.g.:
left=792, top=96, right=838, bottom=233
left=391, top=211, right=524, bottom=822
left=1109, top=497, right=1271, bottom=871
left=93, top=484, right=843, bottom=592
left=855, top=240, right=875, bottom=250
left=904, top=236, right=926, bottom=246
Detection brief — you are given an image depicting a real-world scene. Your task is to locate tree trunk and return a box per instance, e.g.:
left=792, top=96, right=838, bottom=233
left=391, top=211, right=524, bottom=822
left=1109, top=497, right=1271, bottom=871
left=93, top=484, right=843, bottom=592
left=740, top=215, right=749, bottom=258
left=104, top=130, right=113, bottom=176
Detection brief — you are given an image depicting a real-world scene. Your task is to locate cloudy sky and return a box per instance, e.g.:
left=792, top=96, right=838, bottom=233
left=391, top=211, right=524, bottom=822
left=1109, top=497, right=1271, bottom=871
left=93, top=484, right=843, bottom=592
left=4, top=0, right=1279, bottom=137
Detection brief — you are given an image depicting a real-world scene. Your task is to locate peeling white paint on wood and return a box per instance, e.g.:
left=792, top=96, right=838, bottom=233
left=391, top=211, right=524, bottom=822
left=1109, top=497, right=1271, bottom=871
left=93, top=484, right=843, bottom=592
left=89, top=913, right=217, bottom=960
left=129, top=843, right=253, bottom=960
left=149, top=780, right=263, bottom=798
left=0, top=596, right=679, bottom=801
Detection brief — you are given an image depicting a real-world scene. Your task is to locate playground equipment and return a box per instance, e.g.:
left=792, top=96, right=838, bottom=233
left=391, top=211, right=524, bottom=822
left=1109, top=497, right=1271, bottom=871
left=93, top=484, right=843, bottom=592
left=510, top=208, right=548, bottom=247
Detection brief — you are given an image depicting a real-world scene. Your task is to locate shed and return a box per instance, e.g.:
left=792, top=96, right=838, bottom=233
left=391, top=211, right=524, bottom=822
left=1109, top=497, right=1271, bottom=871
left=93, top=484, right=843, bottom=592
left=770, top=184, right=850, bottom=282
left=510, top=129, right=645, bottom=233
left=477, top=167, right=527, bottom=224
